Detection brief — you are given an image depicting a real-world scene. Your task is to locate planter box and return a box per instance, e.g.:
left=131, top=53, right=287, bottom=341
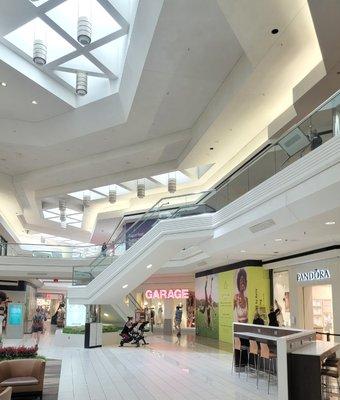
left=54, top=329, right=120, bottom=347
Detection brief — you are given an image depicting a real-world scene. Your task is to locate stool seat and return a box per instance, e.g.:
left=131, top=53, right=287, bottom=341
left=322, top=368, right=339, bottom=379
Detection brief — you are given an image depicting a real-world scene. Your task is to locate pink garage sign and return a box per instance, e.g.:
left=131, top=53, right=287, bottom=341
left=145, top=289, right=189, bottom=300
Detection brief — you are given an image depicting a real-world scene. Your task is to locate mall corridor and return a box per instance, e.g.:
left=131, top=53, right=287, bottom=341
left=14, top=334, right=275, bottom=400
left=1, top=0, right=340, bottom=399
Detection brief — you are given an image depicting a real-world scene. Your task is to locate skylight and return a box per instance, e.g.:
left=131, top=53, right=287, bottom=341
left=92, top=184, right=129, bottom=196
left=46, top=0, right=121, bottom=44
left=2, top=0, right=132, bottom=106
left=5, top=17, right=75, bottom=63
left=68, top=190, right=105, bottom=200
left=42, top=207, right=83, bottom=228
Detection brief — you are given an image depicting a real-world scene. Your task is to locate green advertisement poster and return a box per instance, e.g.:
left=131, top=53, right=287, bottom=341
left=218, top=271, right=233, bottom=343
left=247, top=267, right=270, bottom=325
left=195, top=275, right=219, bottom=339
left=196, top=266, right=271, bottom=344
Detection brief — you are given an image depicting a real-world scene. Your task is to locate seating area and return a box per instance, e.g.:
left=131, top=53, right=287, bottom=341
left=0, top=359, right=45, bottom=399
left=233, top=337, right=277, bottom=394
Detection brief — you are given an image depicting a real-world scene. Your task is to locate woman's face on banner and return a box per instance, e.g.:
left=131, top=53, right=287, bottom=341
left=239, top=274, right=247, bottom=292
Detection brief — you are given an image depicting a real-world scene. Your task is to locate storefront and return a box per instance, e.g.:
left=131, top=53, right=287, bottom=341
left=269, top=253, right=340, bottom=339
left=194, top=261, right=271, bottom=344
left=131, top=274, right=195, bottom=333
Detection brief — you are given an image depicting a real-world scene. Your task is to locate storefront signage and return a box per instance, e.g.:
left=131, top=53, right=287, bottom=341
left=145, top=289, right=189, bottom=300
left=297, top=268, right=331, bottom=282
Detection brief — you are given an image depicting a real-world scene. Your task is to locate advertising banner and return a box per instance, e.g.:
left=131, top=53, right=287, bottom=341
left=125, top=219, right=157, bottom=249
left=195, top=266, right=270, bottom=344
left=195, top=275, right=219, bottom=339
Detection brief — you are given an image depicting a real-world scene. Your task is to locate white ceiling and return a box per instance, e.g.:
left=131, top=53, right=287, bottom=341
left=0, top=0, right=329, bottom=244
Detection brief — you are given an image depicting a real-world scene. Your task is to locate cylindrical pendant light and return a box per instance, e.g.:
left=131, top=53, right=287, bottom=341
left=109, top=187, right=117, bottom=204
left=137, top=181, right=145, bottom=199
left=83, top=191, right=91, bottom=207
left=59, top=199, right=66, bottom=227
left=168, top=175, right=176, bottom=193
left=33, top=39, right=47, bottom=66
left=77, top=16, right=92, bottom=45
left=76, top=71, right=88, bottom=96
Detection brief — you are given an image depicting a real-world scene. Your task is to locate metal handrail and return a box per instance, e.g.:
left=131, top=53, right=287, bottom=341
left=316, top=332, right=340, bottom=341
left=4, top=242, right=98, bottom=248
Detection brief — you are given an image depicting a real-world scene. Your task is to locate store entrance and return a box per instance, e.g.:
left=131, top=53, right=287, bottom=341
left=303, top=284, right=333, bottom=340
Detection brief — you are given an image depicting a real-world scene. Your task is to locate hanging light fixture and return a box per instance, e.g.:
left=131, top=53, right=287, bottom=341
left=33, top=19, right=47, bottom=66
left=76, top=71, right=88, bottom=96
left=59, top=199, right=66, bottom=227
left=109, top=186, right=117, bottom=204
left=83, top=191, right=91, bottom=207
left=137, top=180, right=145, bottom=199
left=77, top=0, right=92, bottom=45
left=77, top=16, right=92, bottom=45
left=168, top=173, right=176, bottom=193
left=33, top=39, right=47, bottom=65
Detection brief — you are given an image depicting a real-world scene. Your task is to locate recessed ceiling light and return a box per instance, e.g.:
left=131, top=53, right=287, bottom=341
left=240, top=250, right=246, bottom=253
left=122, top=284, right=128, bottom=289
left=31, top=100, right=38, bottom=105
left=271, top=28, right=279, bottom=35
left=274, top=238, right=283, bottom=242
left=146, top=264, right=152, bottom=269
left=325, top=221, right=336, bottom=225
left=1, top=82, right=7, bottom=87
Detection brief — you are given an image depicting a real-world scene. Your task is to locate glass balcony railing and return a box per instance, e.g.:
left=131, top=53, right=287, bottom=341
left=72, top=90, right=340, bottom=286
left=72, top=191, right=215, bottom=285
left=204, top=91, right=338, bottom=211
left=1, top=243, right=101, bottom=259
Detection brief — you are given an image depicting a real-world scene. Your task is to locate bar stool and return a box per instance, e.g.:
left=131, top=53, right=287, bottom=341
left=232, top=336, right=248, bottom=377
left=247, top=339, right=259, bottom=385
left=321, top=357, right=340, bottom=397
left=259, top=342, right=277, bottom=394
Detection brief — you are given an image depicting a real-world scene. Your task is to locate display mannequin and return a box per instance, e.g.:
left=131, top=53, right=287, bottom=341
left=0, top=315, right=4, bottom=346
left=157, top=305, right=163, bottom=325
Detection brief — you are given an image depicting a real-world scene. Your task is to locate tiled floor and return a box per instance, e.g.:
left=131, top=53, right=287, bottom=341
left=4, top=333, right=278, bottom=400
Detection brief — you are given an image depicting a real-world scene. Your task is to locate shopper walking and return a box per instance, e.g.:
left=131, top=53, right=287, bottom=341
left=174, top=305, right=183, bottom=337
left=32, top=308, right=44, bottom=345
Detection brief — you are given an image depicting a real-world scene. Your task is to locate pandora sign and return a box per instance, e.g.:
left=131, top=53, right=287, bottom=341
left=297, top=268, right=331, bottom=282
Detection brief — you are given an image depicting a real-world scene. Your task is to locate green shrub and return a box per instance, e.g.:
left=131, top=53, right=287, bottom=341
left=0, top=345, right=46, bottom=361
left=63, top=324, right=121, bottom=334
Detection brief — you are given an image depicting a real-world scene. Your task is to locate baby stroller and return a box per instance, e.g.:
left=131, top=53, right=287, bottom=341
left=131, top=321, right=150, bottom=347
left=119, top=321, right=138, bottom=347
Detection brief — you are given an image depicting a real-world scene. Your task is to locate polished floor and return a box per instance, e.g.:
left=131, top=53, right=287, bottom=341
left=4, top=332, right=278, bottom=400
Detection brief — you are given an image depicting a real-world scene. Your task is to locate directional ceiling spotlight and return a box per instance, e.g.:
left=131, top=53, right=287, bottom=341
left=83, top=191, right=91, bottom=207
left=137, top=180, right=145, bottom=199
left=109, top=187, right=117, bottom=204
left=76, top=71, right=88, bottom=96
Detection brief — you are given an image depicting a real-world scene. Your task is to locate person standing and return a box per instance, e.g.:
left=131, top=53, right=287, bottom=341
left=101, top=242, right=107, bottom=257
left=32, top=308, right=44, bottom=345
left=268, top=300, right=281, bottom=327
left=253, top=311, right=265, bottom=325
left=174, top=305, right=183, bottom=337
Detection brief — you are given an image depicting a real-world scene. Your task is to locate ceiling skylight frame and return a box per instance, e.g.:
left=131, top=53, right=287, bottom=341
left=2, top=0, right=130, bottom=101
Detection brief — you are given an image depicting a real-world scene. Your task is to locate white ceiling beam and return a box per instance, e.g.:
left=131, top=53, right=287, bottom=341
left=96, top=0, right=130, bottom=31
left=54, top=66, right=107, bottom=78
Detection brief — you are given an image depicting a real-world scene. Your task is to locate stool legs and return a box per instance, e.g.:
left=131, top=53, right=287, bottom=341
left=268, top=358, right=272, bottom=394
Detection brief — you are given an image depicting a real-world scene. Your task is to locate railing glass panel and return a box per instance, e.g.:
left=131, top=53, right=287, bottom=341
left=72, top=90, right=340, bottom=286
